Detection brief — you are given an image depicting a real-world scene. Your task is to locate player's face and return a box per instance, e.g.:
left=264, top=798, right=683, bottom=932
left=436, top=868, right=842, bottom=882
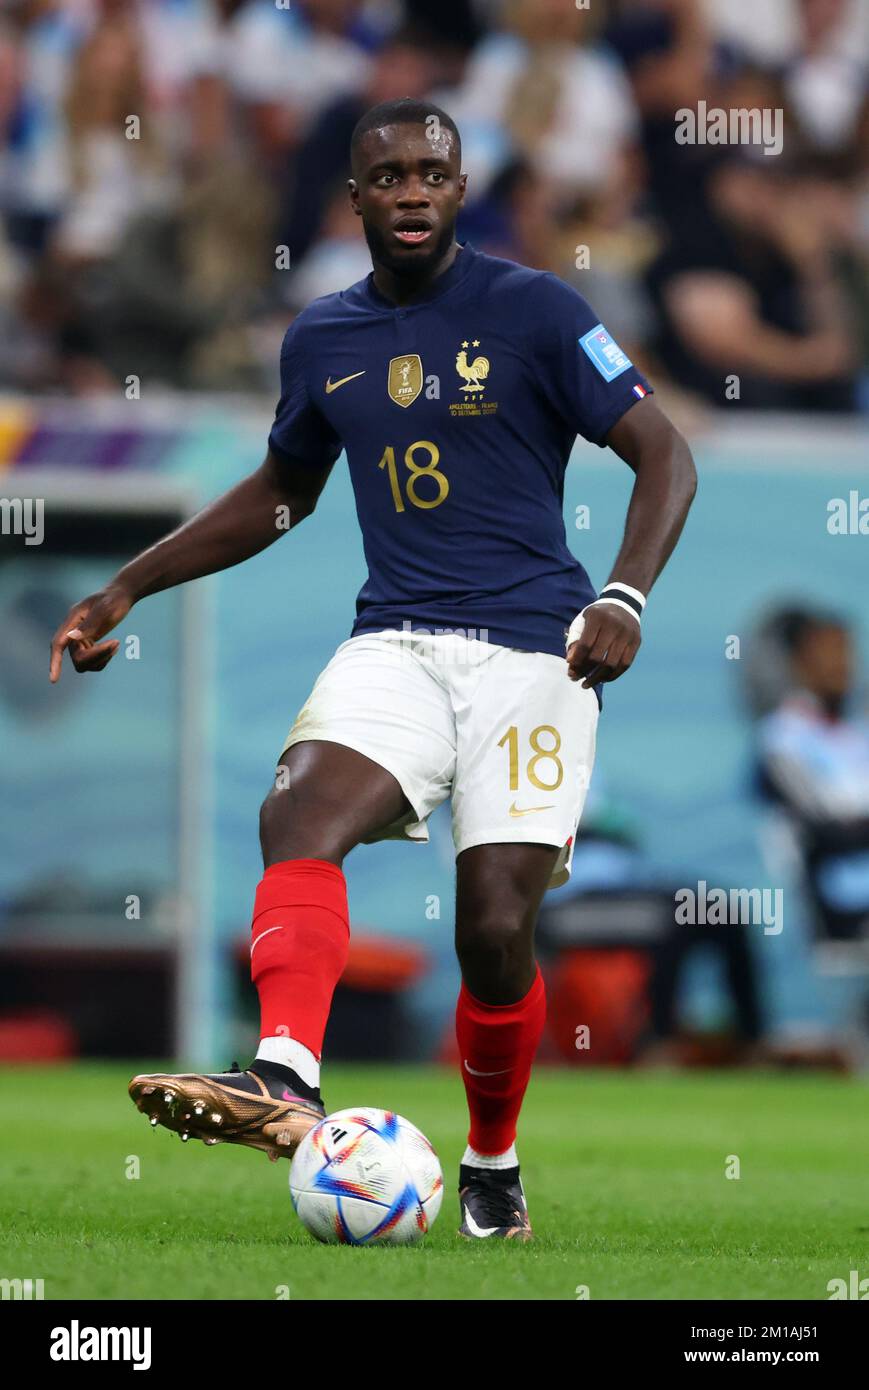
left=796, top=624, right=853, bottom=703
left=349, top=124, right=466, bottom=277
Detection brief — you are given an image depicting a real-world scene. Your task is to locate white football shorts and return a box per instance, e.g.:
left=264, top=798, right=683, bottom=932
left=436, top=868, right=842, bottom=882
left=281, top=630, right=599, bottom=890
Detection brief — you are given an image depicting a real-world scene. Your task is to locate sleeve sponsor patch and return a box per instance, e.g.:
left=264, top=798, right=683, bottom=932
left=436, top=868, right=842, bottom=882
left=579, top=324, right=633, bottom=381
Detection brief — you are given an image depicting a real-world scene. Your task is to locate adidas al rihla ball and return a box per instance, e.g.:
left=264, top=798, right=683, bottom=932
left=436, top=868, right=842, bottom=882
left=289, top=1107, right=443, bottom=1245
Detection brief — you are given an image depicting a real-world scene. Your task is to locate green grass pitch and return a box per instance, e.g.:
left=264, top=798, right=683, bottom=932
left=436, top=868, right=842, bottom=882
left=1, top=1064, right=866, bottom=1300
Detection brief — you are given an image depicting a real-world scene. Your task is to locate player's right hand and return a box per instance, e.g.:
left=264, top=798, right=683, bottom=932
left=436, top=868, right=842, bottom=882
left=49, top=583, right=133, bottom=682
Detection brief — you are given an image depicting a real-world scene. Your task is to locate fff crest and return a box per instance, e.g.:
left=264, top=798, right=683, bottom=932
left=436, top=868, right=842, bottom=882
left=388, top=354, right=423, bottom=408
left=455, top=340, right=490, bottom=394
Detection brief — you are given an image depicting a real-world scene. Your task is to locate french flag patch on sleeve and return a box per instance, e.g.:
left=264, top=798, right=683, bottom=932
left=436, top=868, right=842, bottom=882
left=632, top=384, right=647, bottom=399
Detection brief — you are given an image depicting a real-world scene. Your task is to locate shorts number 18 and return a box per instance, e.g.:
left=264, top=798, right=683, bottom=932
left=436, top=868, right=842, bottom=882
left=498, top=724, right=564, bottom=792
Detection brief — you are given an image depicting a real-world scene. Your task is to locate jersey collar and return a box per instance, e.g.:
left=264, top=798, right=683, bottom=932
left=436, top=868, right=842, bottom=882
left=362, top=241, right=476, bottom=312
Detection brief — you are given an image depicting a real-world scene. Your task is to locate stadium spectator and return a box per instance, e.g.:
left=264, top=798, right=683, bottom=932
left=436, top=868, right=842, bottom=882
left=450, top=0, right=639, bottom=211
left=604, top=0, right=734, bottom=231
left=0, top=0, right=88, bottom=255
left=87, top=159, right=275, bottom=390
left=0, top=0, right=865, bottom=405
left=784, top=0, right=869, bottom=163
left=56, top=0, right=173, bottom=263
left=186, top=0, right=388, bottom=169
left=755, top=608, right=869, bottom=944
left=282, top=179, right=371, bottom=308
left=645, top=153, right=858, bottom=410
left=457, top=157, right=559, bottom=271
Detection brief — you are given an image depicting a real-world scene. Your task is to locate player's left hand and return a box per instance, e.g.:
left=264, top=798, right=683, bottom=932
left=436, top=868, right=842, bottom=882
left=566, top=604, right=641, bottom=688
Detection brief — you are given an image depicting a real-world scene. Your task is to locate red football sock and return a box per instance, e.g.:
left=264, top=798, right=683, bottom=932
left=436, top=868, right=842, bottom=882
left=250, top=859, right=349, bottom=1059
left=456, top=967, right=546, bottom=1156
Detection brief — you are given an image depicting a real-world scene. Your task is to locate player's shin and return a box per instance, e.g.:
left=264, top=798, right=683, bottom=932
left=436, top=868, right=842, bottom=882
left=250, top=858, right=350, bottom=1101
left=455, top=966, right=546, bottom=1164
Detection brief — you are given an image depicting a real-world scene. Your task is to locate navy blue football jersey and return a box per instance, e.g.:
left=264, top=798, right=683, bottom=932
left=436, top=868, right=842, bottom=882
left=268, top=243, right=652, bottom=657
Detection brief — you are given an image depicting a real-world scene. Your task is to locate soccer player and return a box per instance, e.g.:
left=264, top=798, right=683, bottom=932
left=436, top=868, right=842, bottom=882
left=49, top=99, right=696, bottom=1241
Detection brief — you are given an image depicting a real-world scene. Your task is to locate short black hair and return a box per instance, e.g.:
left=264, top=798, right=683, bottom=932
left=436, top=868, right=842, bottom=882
left=350, top=98, right=461, bottom=170
left=776, top=607, right=849, bottom=657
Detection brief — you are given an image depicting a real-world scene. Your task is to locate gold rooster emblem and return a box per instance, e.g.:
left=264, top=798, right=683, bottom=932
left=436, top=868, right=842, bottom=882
left=455, top=339, right=490, bottom=394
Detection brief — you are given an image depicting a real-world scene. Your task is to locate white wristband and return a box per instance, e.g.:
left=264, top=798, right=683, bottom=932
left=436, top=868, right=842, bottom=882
left=589, top=582, right=645, bottom=626
left=566, top=583, right=646, bottom=649
left=600, top=582, right=646, bottom=611
left=587, top=596, right=641, bottom=624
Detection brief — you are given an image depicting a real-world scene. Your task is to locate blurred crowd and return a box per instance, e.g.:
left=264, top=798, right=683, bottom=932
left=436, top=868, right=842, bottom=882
left=0, top=0, right=867, bottom=409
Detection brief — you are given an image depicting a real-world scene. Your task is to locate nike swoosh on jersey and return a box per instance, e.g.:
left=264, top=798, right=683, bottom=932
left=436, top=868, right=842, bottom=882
left=462, top=1204, right=499, bottom=1237
left=464, top=1059, right=511, bottom=1077
left=325, top=371, right=366, bottom=393
left=508, top=802, right=556, bottom=817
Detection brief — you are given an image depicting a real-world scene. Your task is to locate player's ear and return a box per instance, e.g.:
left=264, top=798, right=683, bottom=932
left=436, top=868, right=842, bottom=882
left=348, top=179, right=361, bottom=215
left=457, top=172, right=468, bottom=207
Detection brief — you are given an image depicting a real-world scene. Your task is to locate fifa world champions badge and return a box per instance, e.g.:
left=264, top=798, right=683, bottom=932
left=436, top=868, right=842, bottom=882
left=388, top=354, right=423, bottom=408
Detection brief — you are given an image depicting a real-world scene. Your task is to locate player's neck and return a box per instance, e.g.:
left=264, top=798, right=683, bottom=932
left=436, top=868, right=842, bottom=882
left=371, top=240, right=462, bottom=306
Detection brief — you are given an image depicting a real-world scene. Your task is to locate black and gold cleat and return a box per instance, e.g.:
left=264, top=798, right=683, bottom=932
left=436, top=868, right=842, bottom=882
left=129, top=1061, right=325, bottom=1162
left=458, top=1165, right=533, bottom=1241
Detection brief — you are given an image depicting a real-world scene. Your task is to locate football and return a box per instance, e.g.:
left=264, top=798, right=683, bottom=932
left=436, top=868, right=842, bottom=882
left=289, top=1107, right=443, bottom=1245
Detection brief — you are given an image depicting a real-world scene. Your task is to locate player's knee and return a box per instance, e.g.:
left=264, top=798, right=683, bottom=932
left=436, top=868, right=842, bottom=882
left=456, top=907, right=533, bottom=978
left=259, top=780, right=343, bottom=866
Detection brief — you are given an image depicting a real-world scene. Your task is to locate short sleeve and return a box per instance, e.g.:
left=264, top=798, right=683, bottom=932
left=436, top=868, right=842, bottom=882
left=528, top=275, right=654, bottom=446
left=268, top=318, right=343, bottom=470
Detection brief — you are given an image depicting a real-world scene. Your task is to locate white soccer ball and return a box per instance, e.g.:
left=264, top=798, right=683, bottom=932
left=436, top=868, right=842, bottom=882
left=289, top=1107, right=443, bottom=1245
